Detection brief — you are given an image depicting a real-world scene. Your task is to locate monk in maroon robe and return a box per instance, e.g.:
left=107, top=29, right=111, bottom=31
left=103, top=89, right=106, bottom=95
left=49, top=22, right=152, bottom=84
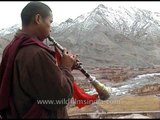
left=0, top=1, right=78, bottom=119
left=0, top=1, right=98, bottom=119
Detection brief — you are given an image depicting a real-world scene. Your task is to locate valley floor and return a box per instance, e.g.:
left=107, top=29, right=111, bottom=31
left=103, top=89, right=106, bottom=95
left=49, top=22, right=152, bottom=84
left=68, top=66, right=160, bottom=118
left=68, top=95, right=160, bottom=118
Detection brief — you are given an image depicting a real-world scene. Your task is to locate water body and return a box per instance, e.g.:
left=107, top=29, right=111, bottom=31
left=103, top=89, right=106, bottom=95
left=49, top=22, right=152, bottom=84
left=111, top=73, right=160, bottom=96
left=86, top=73, right=160, bottom=96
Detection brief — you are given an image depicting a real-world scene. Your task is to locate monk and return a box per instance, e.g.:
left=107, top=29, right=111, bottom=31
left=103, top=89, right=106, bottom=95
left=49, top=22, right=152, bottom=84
left=0, top=1, right=78, bottom=119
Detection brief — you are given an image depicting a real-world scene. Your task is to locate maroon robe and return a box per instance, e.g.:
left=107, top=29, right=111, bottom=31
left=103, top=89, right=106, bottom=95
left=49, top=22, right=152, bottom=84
left=0, top=31, right=74, bottom=118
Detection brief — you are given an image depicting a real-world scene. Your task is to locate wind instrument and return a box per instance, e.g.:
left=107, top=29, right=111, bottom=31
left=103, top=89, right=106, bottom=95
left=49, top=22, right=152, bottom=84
left=47, top=36, right=112, bottom=100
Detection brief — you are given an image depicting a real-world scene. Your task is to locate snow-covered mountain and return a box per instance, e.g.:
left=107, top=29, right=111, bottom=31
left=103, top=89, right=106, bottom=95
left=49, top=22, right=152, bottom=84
left=1, top=4, right=160, bottom=68
left=0, top=24, right=21, bottom=36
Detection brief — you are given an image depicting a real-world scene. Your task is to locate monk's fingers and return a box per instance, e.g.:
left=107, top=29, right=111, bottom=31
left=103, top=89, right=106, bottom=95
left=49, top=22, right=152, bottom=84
left=63, top=48, right=71, bottom=55
left=72, top=54, right=79, bottom=59
left=76, top=62, right=82, bottom=66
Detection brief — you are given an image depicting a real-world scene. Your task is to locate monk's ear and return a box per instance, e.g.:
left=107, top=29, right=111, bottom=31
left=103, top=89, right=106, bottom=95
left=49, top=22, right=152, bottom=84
left=34, top=14, right=43, bottom=25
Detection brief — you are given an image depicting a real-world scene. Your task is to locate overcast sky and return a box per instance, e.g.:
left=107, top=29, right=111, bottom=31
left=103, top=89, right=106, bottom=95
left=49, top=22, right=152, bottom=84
left=0, top=1, right=160, bottom=29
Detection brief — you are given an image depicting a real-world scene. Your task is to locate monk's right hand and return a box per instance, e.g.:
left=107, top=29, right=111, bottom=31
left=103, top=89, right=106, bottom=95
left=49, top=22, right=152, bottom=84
left=60, top=49, right=77, bottom=71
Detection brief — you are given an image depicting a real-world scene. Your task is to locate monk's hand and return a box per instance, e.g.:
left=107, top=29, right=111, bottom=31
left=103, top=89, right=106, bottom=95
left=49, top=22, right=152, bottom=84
left=60, top=49, right=77, bottom=71
left=72, top=55, right=82, bottom=70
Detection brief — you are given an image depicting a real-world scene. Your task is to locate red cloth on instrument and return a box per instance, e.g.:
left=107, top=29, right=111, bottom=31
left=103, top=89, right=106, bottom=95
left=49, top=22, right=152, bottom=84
left=55, top=47, right=98, bottom=108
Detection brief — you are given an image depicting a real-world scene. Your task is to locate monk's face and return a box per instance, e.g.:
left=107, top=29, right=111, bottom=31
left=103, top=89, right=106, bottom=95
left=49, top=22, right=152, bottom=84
left=35, top=11, right=53, bottom=40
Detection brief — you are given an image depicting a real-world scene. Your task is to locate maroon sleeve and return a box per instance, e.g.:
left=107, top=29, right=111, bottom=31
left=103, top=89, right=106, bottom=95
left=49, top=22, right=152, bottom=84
left=19, top=49, right=74, bottom=111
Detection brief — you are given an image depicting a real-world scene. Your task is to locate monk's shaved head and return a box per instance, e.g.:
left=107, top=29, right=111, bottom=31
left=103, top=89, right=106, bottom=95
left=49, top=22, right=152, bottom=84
left=21, top=1, right=52, bottom=26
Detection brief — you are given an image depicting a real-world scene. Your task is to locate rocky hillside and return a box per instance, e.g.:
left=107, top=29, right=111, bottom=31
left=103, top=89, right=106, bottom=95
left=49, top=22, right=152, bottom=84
left=0, top=37, right=9, bottom=61
left=1, top=4, right=160, bottom=68
left=130, top=83, right=160, bottom=95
